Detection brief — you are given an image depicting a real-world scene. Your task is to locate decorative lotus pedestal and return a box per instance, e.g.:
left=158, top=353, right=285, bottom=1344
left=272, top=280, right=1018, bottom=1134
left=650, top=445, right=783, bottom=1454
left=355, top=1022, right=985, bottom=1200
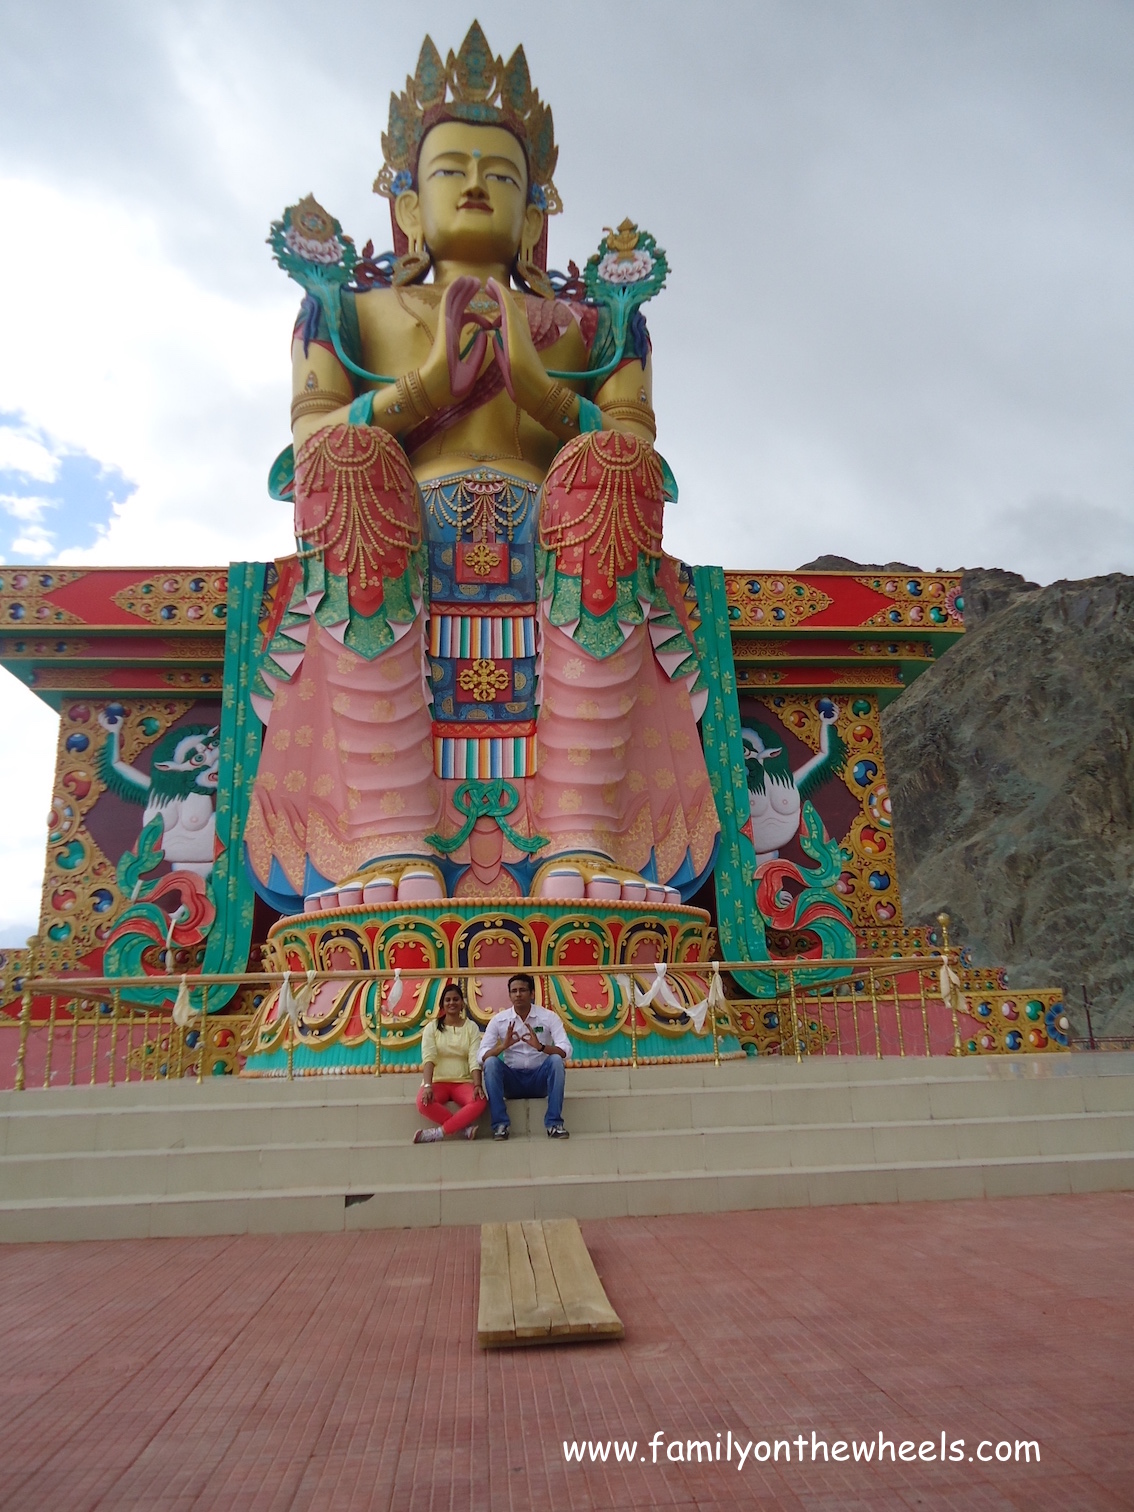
left=242, top=895, right=743, bottom=1077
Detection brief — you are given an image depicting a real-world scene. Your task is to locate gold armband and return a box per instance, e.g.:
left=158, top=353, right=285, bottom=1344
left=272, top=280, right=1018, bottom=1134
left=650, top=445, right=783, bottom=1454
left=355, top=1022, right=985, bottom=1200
left=597, top=399, right=657, bottom=439
left=530, top=382, right=578, bottom=433
left=392, top=369, right=439, bottom=425
left=290, top=391, right=351, bottom=424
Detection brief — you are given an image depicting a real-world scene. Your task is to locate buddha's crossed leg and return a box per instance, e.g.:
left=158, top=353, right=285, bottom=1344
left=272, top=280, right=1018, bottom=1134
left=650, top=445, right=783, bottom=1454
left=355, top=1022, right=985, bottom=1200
left=532, top=432, right=719, bottom=897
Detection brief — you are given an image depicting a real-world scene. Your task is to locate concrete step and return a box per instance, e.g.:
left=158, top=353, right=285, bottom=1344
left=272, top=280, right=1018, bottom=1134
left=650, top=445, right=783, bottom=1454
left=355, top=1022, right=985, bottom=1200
left=4, top=1056, right=1130, bottom=1153
left=1, top=1053, right=1132, bottom=1240
left=2, top=1150, right=1132, bottom=1243
left=3, top=1111, right=1134, bottom=1201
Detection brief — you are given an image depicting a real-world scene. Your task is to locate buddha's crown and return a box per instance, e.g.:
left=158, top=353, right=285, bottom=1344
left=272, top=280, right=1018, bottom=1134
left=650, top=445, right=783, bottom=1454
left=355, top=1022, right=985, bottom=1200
left=374, top=21, right=561, bottom=216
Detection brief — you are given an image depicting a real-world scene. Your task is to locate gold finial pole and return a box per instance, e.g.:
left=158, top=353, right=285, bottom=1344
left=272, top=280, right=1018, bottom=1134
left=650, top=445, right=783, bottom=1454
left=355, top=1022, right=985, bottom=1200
left=197, top=985, right=210, bottom=1084
left=288, top=989, right=296, bottom=1082
left=629, top=974, right=638, bottom=1069
left=14, top=934, right=39, bottom=1093
left=787, top=969, right=803, bottom=1062
left=938, top=912, right=962, bottom=1056
left=711, top=965, right=721, bottom=1068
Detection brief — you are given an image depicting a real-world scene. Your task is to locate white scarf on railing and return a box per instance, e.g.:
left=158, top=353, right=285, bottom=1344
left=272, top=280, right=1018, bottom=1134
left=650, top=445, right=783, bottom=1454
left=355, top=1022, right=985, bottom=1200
left=386, top=968, right=403, bottom=1013
left=617, top=962, right=688, bottom=1022
left=172, top=974, right=193, bottom=1028
left=939, top=961, right=966, bottom=1017
left=685, top=962, right=727, bottom=1034
left=163, top=904, right=189, bottom=974
left=279, top=969, right=317, bottom=1024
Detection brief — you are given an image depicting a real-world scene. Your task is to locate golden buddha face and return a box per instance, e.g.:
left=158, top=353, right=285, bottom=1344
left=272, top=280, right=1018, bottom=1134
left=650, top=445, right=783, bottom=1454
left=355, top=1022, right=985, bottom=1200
left=395, top=120, right=544, bottom=268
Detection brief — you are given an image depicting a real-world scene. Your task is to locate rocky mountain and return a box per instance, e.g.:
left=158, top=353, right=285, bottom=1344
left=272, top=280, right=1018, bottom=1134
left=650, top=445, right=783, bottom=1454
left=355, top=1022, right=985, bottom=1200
left=877, top=569, right=1134, bottom=1038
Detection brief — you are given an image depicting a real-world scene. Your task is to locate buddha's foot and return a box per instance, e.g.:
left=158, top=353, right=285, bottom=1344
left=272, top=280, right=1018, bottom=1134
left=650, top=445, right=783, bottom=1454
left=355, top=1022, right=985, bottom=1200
left=531, top=853, right=683, bottom=906
left=303, top=857, right=446, bottom=912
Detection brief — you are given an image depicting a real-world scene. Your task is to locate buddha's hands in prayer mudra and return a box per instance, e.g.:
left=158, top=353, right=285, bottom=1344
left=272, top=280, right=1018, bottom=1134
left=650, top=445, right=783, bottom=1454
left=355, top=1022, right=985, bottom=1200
left=408, top=276, right=488, bottom=413
left=419, top=273, right=577, bottom=429
left=442, top=276, right=494, bottom=400
left=485, top=276, right=569, bottom=420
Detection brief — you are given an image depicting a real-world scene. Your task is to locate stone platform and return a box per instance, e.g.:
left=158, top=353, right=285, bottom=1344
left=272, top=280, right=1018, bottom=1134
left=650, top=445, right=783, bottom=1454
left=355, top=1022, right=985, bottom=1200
left=244, top=892, right=738, bottom=1075
left=1, top=1053, right=1132, bottom=1242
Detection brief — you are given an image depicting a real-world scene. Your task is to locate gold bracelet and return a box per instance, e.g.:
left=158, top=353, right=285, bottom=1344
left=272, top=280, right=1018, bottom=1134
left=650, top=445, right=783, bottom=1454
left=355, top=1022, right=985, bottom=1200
left=530, top=382, right=577, bottom=433
left=393, top=368, right=439, bottom=425
left=290, top=391, right=350, bottom=424
left=598, top=398, right=657, bottom=438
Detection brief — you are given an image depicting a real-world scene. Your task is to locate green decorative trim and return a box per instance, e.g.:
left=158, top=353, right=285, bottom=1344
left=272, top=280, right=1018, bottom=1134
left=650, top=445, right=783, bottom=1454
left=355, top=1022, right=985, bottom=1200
left=245, top=1026, right=745, bottom=1078
left=658, top=453, right=679, bottom=503
left=693, top=564, right=855, bottom=998
left=425, top=779, right=548, bottom=856
left=115, top=816, right=166, bottom=906
left=577, top=397, right=604, bottom=433
left=692, top=565, right=768, bottom=993
left=347, top=391, right=375, bottom=427
left=199, top=561, right=267, bottom=1006
left=267, top=445, right=295, bottom=501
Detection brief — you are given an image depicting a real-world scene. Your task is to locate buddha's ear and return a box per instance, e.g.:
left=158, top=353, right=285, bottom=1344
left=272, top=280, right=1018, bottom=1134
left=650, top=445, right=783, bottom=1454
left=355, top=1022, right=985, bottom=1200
left=395, top=190, right=423, bottom=247
left=521, top=203, right=544, bottom=261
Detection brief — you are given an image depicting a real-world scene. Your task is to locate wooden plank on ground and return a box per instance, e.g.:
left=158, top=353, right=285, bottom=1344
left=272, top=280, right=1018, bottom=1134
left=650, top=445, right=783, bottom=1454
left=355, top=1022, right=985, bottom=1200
left=521, top=1220, right=571, bottom=1338
left=542, top=1219, right=624, bottom=1338
left=477, top=1222, right=515, bottom=1347
left=478, top=1218, right=623, bottom=1348
left=506, top=1221, right=548, bottom=1340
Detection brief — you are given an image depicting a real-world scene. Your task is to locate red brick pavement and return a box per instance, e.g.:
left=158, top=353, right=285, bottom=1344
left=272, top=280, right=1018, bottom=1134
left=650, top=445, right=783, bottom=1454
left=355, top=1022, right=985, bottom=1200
left=0, top=1193, right=1131, bottom=1510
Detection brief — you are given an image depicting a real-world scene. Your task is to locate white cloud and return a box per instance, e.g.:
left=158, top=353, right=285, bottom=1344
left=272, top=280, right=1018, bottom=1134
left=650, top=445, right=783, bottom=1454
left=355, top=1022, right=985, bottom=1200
left=0, top=177, right=296, bottom=570
left=0, top=427, right=58, bottom=483
left=10, top=525, right=55, bottom=556
left=0, top=493, right=53, bottom=523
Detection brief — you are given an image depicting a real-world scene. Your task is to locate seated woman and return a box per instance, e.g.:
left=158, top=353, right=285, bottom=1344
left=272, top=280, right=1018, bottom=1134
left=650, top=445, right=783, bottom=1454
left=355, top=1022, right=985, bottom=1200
left=414, top=983, right=488, bottom=1142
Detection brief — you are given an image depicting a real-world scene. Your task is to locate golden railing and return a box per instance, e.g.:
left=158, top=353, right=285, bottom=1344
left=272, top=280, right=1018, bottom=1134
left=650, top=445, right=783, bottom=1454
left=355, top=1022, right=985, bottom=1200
left=0, top=920, right=1071, bottom=1090
left=3, top=986, right=255, bottom=1089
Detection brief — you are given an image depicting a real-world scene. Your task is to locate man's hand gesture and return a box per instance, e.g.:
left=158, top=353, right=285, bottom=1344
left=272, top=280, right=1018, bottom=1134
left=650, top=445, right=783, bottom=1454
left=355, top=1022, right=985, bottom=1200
left=496, top=1020, right=522, bottom=1056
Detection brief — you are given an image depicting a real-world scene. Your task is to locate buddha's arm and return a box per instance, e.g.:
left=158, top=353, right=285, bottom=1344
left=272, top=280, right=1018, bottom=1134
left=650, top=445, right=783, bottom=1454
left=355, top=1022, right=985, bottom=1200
left=592, top=358, right=656, bottom=443
left=290, top=286, right=468, bottom=450
left=289, top=339, right=354, bottom=450
left=511, top=354, right=656, bottom=446
left=494, top=284, right=656, bottom=445
left=289, top=338, right=443, bottom=451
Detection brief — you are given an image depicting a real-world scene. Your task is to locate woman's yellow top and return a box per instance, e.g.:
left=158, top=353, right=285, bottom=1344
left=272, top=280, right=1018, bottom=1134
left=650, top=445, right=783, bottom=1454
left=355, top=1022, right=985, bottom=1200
left=420, top=1016, right=482, bottom=1083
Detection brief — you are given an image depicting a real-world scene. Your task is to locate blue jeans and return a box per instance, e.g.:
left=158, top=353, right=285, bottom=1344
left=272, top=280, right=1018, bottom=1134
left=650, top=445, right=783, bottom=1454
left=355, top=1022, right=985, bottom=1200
left=482, top=1054, right=565, bottom=1129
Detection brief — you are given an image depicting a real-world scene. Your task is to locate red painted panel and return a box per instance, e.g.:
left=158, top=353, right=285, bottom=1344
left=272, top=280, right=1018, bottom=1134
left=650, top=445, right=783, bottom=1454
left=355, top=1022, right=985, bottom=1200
left=795, top=575, right=896, bottom=628
left=42, top=571, right=163, bottom=626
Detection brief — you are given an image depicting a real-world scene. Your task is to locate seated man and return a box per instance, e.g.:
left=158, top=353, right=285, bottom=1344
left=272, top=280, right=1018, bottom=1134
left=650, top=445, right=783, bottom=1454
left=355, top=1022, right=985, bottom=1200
left=478, top=973, right=572, bottom=1140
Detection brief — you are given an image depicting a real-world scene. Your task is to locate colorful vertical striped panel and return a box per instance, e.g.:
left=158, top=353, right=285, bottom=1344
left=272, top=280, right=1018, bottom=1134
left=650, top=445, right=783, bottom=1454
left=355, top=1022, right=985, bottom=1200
left=433, top=733, right=539, bottom=780
left=429, top=613, right=537, bottom=660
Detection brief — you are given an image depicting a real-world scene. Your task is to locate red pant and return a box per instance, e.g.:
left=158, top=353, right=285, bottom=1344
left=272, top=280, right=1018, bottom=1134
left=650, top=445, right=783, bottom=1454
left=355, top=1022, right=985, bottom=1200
left=416, top=1081, right=488, bottom=1136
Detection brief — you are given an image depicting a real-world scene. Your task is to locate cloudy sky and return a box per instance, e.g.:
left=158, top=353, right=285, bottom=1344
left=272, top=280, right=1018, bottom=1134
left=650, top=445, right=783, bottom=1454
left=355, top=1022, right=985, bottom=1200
left=0, top=0, right=1131, bottom=940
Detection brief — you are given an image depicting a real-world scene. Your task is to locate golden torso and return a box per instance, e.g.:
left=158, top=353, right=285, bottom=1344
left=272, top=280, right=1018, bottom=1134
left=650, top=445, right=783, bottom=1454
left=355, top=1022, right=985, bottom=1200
left=355, top=285, right=587, bottom=483
left=291, top=285, right=652, bottom=484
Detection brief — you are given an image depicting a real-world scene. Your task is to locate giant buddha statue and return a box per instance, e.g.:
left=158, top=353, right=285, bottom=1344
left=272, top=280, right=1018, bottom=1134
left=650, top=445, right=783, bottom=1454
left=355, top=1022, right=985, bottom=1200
left=244, top=23, right=719, bottom=915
